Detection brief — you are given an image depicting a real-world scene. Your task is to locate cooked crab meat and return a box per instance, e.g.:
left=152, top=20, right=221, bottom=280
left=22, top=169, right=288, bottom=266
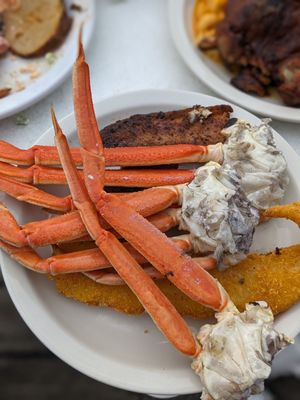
left=178, top=119, right=288, bottom=266
left=223, top=119, right=289, bottom=210
left=180, top=162, right=259, bottom=267
left=192, top=302, right=293, bottom=400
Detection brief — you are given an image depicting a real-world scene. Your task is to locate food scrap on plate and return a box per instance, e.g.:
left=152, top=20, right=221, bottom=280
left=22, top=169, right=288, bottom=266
left=0, top=0, right=72, bottom=98
left=3, top=0, right=72, bottom=57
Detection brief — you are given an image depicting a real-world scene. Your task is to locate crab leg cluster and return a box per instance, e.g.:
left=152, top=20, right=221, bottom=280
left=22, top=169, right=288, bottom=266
left=56, top=39, right=229, bottom=353
left=1, top=31, right=295, bottom=367
left=53, top=109, right=202, bottom=356
left=0, top=35, right=235, bottom=356
left=0, top=187, right=182, bottom=246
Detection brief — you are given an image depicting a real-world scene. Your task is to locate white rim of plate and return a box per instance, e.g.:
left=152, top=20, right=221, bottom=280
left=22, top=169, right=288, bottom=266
left=168, top=0, right=300, bottom=123
left=1, top=89, right=300, bottom=395
left=0, top=0, right=95, bottom=120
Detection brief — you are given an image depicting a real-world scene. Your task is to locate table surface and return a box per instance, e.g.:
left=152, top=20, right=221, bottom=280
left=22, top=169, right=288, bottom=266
left=0, top=1, right=300, bottom=399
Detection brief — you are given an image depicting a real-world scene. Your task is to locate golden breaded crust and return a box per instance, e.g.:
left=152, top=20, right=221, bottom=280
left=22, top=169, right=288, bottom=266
left=53, top=244, right=300, bottom=318
left=262, top=202, right=300, bottom=227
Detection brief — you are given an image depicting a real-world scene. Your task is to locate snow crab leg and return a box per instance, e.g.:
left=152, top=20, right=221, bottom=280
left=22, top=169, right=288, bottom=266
left=52, top=109, right=199, bottom=357
left=46, top=234, right=193, bottom=273
left=0, top=175, right=74, bottom=212
left=0, top=192, right=179, bottom=247
left=0, top=171, right=183, bottom=214
left=83, top=255, right=217, bottom=285
left=0, top=161, right=195, bottom=187
left=73, top=38, right=228, bottom=312
left=0, top=140, right=223, bottom=167
left=0, top=228, right=207, bottom=276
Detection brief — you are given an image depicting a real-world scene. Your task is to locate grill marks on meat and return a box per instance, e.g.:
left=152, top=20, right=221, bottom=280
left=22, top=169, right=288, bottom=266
left=101, top=105, right=232, bottom=147
left=217, top=0, right=300, bottom=106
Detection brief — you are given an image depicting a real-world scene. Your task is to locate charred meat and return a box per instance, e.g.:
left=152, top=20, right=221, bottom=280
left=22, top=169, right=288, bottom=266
left=102, top=105, right=232, bottom=147
left=216, top=0, right=300, bottom=106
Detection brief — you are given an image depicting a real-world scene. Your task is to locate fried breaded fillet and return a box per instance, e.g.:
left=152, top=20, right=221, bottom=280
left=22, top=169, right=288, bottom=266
left=262, top=202, right=300, bottom=227
left=101, top=105, right=233, bottom=147
left=53, top=244, right=300, bottom=318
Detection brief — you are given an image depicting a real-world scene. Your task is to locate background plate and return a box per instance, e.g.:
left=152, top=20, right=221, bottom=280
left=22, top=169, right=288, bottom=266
left=0, top=0, right=95, bottom=119
left=168, top=0, right=300, bottom=123
left=1, top=90, right=300, bottom=396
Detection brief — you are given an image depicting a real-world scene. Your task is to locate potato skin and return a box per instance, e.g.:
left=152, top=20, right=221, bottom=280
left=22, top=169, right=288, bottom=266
left=3, top=0, right=72, bottom=58
left=29, top=11, right=72, bottom=58
left=53, top=244, right=300, bottom=318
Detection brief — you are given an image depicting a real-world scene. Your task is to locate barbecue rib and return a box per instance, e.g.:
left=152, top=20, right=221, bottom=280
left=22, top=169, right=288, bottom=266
left=216, top=0, right=300, bottom=106
left=102, top=105, right=232, bottom=147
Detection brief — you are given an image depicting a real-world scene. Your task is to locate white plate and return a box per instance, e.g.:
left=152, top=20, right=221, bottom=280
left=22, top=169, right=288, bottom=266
left=168, top=0, right=300, bottom=123
left=1, top=90, right=300, bottom=396
left=0, top=0, right=95, bottom=119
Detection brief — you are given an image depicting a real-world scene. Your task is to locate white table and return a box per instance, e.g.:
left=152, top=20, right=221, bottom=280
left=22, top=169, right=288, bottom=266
left=0, top=0, right=299, bottom=395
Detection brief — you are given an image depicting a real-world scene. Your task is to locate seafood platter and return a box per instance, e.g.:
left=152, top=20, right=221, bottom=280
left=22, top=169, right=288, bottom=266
left=1, top=36, right=300, bottom=399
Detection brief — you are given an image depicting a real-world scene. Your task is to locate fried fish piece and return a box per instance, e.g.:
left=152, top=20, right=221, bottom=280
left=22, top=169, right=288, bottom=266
left=53, top=244, right=300, bottom=318
left=101, top=105, right=233, bottom=148
left=262, top=202, right=300, bottom=227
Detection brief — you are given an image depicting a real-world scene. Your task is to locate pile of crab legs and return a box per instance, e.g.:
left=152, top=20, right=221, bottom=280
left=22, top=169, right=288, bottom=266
left=0, top=36, right=231, bottom=357
left=0, top=36, right=297, bottom=358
